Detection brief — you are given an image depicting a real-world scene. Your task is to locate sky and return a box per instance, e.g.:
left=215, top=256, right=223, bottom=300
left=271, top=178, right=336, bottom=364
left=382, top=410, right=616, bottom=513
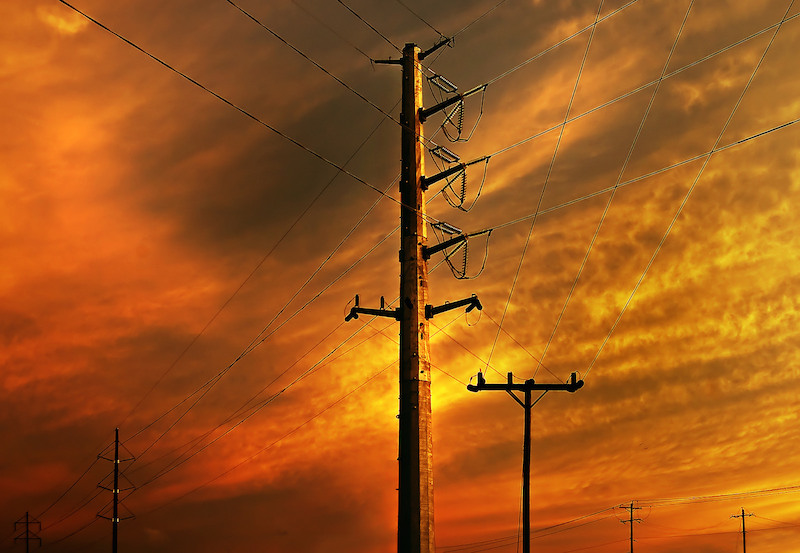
left=2, top=0, right=800, bottom=552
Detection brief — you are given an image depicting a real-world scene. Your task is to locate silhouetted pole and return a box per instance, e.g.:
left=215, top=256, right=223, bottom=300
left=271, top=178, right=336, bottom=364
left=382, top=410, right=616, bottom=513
left=620, top=502, right=642, bottom=553
left=397, top=42, right=434, bottom=553
left=14, top=512, right=41, bottom=552
left=468, top=372, right=583, bottom=553
left=731, top=507, right=753, bottom=553
left=348, top=38, right=482, bottom=553
left=112, top=428, right=119, bottom=553
left=99, top=428, right=134, bottom=553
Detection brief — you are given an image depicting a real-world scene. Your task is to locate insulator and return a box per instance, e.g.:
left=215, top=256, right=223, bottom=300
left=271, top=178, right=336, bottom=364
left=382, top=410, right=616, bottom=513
left=430, top=145, right=460, bottom=164
left=429, top=74, right=457, bottom=94
left=432, top=221, right=462, bottom=235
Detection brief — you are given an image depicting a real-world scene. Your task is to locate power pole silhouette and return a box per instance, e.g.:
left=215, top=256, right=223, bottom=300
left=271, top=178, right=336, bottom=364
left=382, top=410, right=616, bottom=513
left=467, top=372, right=583, bottom=553
left=98, top=428, right=135, bottom=553
left=620, top=501, right=642, bottom=553
left=346, top=39, right=484, bottom=553
left=14, top=512, right=41, bottom=552
left=731, top=507, right=753, bottom=553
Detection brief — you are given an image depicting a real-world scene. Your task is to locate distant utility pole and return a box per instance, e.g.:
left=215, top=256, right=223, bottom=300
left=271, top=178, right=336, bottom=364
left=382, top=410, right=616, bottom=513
left=620, top=501, right=642, bottom=553
left=14, top=512, right=41, bottom=552
left=98, top=428, right=134, bottom=553
left=467, top=372, right=583, bottom=553
left=345, top=39, right=485, bottom=553
left=731, top=507, right=753, bottom=553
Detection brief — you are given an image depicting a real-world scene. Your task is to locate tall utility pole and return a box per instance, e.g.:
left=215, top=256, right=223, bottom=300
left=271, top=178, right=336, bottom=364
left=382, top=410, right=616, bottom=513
left=731, top=507, right=753, bottom=553
left=14, top=512, right=41, bottom=552
left=98, top=428, right=134, bottom=553
left=397, top=42, right=434, bottom=553
left=620, top=502, right=642, bottom=553
left=346, top=39, right=484, bottom=553
left=467, top=372, right=583, bottom=553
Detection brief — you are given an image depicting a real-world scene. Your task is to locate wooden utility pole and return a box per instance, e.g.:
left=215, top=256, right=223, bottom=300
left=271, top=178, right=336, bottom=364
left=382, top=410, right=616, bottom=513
left=731, top=508, right=753, bottom=553
left=467, top=372, right=583, bottom=553
left=620, top=502, right=642, bottom=553
left=397, top=42, right=434, bottom=553
left=346, top=39, right=483, bottom=553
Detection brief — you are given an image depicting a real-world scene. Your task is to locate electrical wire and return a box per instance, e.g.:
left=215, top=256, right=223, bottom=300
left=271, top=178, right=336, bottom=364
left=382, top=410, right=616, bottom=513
left=287, top=0, right=373, bottom=62
left=225, top=0, right=409, bottom=136
left=485, top=0, right=641, bottom=86
left=485, top=9, right=800, bottom=161
left=136, top=314, right=385, bottom=488
left=127, top=217, right=400, bottom=467
left=335, top=0, right=401, bottom=53
left=393, top=0, right=445, bottom=38
left=584, top=0, right=796, bottom=378
left=450, top=0, right=512, bottom=40
left=483, top=0, right=604, bottom=378
left=120, top=89, right=399, bottom=434
left=57, top=0, right=442, bottom=227
left=643, top=484, right=800, bottom=506
left=477, top=116, right=800, bottom=235
left=139, top=359, right=394, bottom=517
left=533, top=0, right=694, bottom=379
left=479, top=311, right=561, bottom=381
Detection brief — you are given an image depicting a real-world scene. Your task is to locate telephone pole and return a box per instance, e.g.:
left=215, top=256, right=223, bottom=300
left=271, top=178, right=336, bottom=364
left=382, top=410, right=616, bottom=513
left=14, top=512, right=41, bottom=552
left=346, top=39, right=484, bottom=553
left=467, top=371, right=583, bottom=553
left=98, top=428, right=134, bottom=553
left=731, top=507, right=753, bottom=553
left=620, top=502, right=642, bottom=553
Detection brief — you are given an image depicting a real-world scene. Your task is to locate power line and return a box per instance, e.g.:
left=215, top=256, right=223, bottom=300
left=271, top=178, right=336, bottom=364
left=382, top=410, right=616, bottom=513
left=450, top=0, right=512, bottom=40
left=534, top=0, right=694, bottom=381
left=224, top=0, right=408, bottom=134
left=485, top=9, right=800, bottom=162
left=584, top=0, right=795, bottom=378
left=335, top=0, right=401, bottom=52
left=484, top=0, right=604, bottom=377
left=139, top=359, right=393, bottom=517
left=485, top=0, right=641, bottom=86
left=127, top=215, right=399, bottom=467
left=134, top=309, right=394, bottom=488
left=57, top=0, right=441, bottom=223
left=120, top=93, right=398, bottom=435
left=287, top=0, right=373, bottom=62
left=393, top=0, right=445, bottom=37
left=478, top=116, right=800, bottom=235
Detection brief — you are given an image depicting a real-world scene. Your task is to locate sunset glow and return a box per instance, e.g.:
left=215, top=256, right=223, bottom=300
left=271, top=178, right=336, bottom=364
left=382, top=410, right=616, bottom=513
left=2, top=1, right=800, bottom=552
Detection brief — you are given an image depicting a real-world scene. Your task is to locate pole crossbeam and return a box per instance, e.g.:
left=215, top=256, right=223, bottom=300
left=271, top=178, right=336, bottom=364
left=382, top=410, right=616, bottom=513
left=467, top=371, right=583, bottom=553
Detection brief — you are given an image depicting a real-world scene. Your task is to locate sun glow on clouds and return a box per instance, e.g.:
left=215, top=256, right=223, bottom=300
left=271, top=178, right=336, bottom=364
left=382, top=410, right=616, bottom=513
left=3, top=0, right=800, bottom=552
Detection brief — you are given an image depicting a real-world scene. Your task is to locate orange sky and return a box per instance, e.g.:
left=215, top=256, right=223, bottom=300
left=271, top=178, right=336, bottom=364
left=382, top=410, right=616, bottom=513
left=2, top=1, right=800, bottom=552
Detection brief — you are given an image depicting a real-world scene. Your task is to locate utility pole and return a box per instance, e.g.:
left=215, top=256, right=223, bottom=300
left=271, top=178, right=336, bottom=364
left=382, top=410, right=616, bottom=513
left=731, top=507, right=753, bottom=553
left=98, top=428, right=134, bottom=553
left=14, top=512, right=41, bottom=552
left=346, top=39, right=484, bottom=553
left=467, top=371, right=583, bottom=553
left=620, top=502, right=642, bottom=553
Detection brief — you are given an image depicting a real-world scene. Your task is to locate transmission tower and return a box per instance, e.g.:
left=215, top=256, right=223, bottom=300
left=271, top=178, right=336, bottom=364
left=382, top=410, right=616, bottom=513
left=467, top=372, right=583, bottom=553
left=98, top=428, right=135, bottom=553
left=620, top=501, right=642, bottom=553
left=345, top=39, right=486, bottom=553
left=14, top=512, right=41, bottom=552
